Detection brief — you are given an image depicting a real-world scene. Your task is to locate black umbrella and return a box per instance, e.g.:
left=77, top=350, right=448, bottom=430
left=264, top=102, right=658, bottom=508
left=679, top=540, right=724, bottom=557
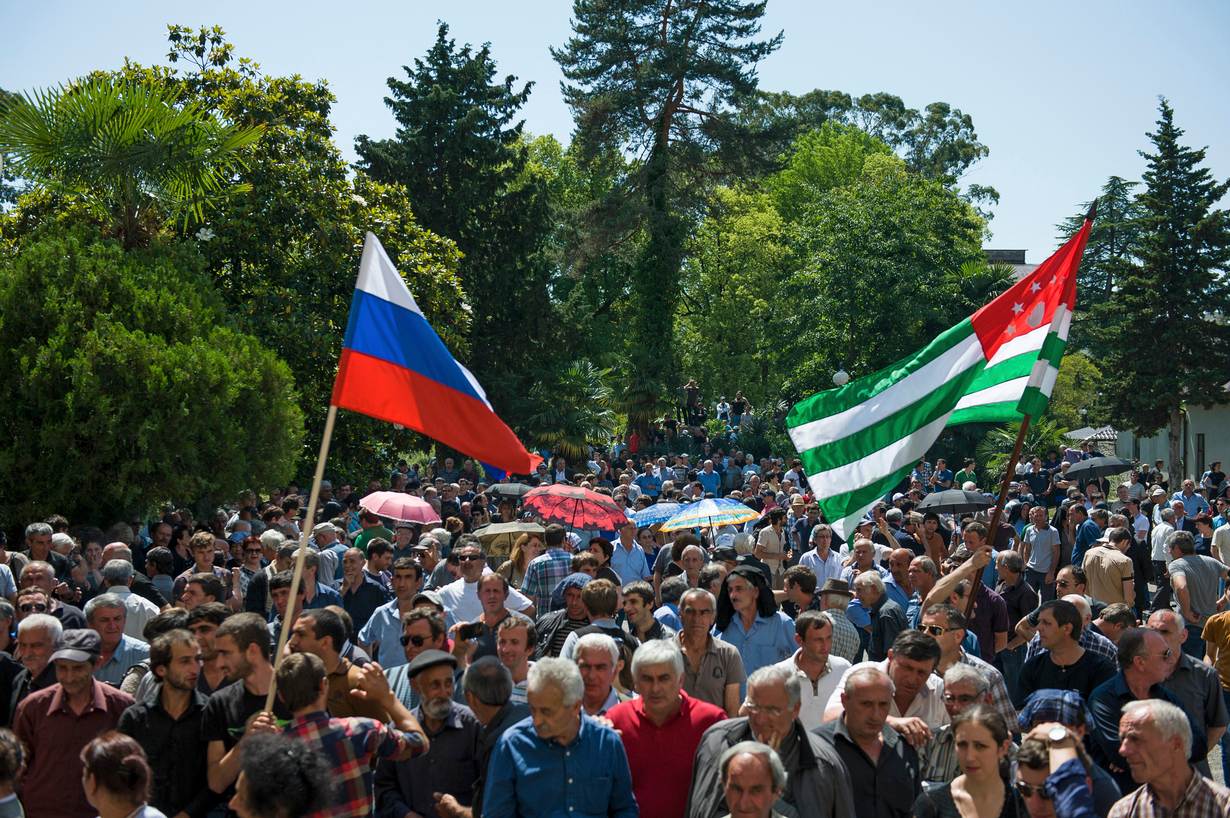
left=1063, top=456, right=1133, bottom=481
left=916, top=489, right=994, bottom=515
left=487, top=482, right=534, bottom=499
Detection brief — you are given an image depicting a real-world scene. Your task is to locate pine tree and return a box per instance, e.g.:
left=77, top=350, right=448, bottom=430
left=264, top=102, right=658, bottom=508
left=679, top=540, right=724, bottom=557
left=552, top=0, right=781, bottom=430
left=355, top=23, right=556, bottom=426
left=1056, top=175, right=1143, bottom=356
left=1096, top=99, right=1230, bottom=478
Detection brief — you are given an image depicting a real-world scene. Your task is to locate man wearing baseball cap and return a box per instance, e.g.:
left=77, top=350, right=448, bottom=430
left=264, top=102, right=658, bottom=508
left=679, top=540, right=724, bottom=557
left=14, top=629, right=134, bottom=818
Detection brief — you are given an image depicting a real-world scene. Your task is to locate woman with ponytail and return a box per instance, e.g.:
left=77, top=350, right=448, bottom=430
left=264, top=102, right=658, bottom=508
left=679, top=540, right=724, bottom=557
left=80, top=731, right=167, bottom=818
left=913, top=704, right=1025, bottom=818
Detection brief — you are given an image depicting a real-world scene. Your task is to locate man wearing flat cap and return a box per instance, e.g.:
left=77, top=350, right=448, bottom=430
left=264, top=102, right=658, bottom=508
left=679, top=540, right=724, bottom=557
left=375, top=649, right=484, bottom=818
left=14, top=628, right=134, bottom=818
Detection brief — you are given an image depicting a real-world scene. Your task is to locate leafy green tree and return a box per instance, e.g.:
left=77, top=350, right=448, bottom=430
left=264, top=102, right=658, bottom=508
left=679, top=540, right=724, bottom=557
left=0, top=88, right=22, bottom=205
left=553, top=0, right=782, bottom=430
left=355, top=23, right=554, bottom=425
left=779, top=153, right=994, bottom=400
left=676, top=186, right=788, bottom=406
left=766, top=122, right=891, bottom=221
left=0, top=226, right=302, bottom=525
left=0, top=76, right=262, bottom=248
left=732, top=89, right=997, bottom=208
left=108, top=26, right=468, bottom=479
left=1046, top=351, right=1104, bottom=430
left=1095, top=99, right=1230, bottom=478
left=1056, top=176, right=1142, bottom=355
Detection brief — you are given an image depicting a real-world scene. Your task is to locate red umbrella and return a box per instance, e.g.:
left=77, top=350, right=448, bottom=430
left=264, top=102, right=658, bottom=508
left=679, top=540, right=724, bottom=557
left=359, top=491, right=441, bottom=526
left=521, top=484, right=631, bottom=530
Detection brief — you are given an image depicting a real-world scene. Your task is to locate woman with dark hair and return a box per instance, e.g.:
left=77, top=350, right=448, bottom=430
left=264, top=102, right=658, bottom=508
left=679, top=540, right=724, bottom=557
left=714, top=565, right=794, bottom=682
left=230, top=733, right=333, bottom=818
left=913, top=705, right=1023, bottom=818
left=168, top=524, right=194, bottom=576
left=755, top=507, right=790, bottom=589
left=80, top=731, right=168, bottom=818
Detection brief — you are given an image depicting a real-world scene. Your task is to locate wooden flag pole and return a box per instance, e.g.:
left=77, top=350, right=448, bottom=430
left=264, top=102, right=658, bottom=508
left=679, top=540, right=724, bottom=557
left=264, top=403, right=339, bottom=712
left=963, top=414, right=1031, bottom=621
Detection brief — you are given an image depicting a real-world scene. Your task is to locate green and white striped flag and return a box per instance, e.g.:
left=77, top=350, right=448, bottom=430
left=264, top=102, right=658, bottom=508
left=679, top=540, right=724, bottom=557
left=787, top=213, right=1093, bottom=539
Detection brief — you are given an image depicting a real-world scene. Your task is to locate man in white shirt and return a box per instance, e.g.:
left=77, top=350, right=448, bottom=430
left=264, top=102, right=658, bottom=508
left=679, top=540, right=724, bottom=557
left=438, top=539, right=534, bottom=628
left=798, top=525, right=843, bottom=584
left=773, top=611, right=850, bottom=730
left=1151, top=507, right=1177, bottom=584
left=821, top=629, right=947, bottom=749
left=101, top=559, right=161, bottom=641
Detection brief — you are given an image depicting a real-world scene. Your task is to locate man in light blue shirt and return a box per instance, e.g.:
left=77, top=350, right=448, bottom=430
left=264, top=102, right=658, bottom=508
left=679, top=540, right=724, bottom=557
left=609, top=521, right=651, bottom=583
left=85, top=594, right=150, bottom=685
left=358, top=558, right=423, bottom=668
left=798, top=525, right=843, bottom=584
left=633, top=464, right=662, bottom=499
left=715, top=567, right=795, bottom=690
left=1172, top=479, right=1210, bottom=519
left=483, top=658, right=637, bottom=818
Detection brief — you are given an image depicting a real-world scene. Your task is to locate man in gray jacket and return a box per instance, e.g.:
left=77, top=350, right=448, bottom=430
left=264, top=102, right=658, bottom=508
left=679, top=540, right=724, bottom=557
left=685, top=664, right=854, bottom=818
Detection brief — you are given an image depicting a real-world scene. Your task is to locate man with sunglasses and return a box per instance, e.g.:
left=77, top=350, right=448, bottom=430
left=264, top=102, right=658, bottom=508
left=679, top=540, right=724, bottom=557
left=438, top=539, right=533, bottom=630
left=919, top=603, right=1017, bottom=729
left=385, top=608, right=449, bottom=711
left=1087, top=627, right=1205, bottom=793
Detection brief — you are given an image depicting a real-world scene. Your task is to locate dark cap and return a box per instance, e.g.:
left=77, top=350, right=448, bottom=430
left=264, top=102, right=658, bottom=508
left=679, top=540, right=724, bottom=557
left=1017, top=689, right=1094, bottom=733
left=712, top=545, right=739, bottom=562
left=818, top=578, right=853, bottom=598
left=407, top=649, right=457, bottom=679
left=50, top=629, right=101, bottom=663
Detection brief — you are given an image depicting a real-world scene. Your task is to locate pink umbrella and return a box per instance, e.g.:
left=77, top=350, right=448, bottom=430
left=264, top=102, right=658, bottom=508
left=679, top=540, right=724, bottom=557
left=359, top=491, right=441, bottom=526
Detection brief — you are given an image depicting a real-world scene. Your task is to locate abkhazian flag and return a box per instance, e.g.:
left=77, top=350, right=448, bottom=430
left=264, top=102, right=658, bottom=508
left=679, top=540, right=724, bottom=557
left=787, top=208, right=1094, bottom=540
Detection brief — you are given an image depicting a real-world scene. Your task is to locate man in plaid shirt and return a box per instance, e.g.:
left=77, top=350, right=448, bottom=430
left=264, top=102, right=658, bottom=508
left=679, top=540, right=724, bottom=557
left=275, top=652, right=428, bottom=818
left=520, top=524, right=574, bottom=613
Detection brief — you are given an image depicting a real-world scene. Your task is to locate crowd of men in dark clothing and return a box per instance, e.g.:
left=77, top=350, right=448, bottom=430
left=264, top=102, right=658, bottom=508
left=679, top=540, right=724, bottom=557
left=0, top=445, right=1226, bottom=817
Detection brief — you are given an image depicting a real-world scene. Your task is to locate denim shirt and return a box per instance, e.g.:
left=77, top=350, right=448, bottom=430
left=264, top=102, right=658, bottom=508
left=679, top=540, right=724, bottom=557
left=716, top=610, right=795, bottom=688
left=483, top=714, right=638, bottom=818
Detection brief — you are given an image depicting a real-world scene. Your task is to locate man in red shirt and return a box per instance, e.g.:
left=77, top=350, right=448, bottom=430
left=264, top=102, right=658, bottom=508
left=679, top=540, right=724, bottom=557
left=607, top=638, right=726, bottom=818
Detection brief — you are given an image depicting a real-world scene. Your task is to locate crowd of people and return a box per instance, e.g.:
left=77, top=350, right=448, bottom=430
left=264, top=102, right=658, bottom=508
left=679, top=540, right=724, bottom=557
left=0, top=438, right=1227, bottom=818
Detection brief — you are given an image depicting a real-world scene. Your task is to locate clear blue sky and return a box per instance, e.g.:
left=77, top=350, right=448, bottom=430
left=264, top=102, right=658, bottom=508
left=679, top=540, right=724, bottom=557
left=4, top=0, right=1228, bottom=260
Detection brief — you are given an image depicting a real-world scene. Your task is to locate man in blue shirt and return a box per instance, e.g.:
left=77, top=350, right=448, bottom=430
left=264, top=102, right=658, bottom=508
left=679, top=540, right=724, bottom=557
left=697, top=460, right=722, bottom=496
left=1171, top=479, right=1211, bottom=519
left=483, top=658, right=637, bottom=818
left=1069, top=504, right=1102, bottom=568
left=633, top=464, right=662, bottom=499
left=609, top=520, right=651, bottom=584
left=931, top=458, right=954, bottom=491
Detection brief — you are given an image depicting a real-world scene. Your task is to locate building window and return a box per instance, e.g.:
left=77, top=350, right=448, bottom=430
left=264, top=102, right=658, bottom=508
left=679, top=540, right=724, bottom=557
left=1196, top=433, right=1205, bottom=476
left=1132, top=436, right=1140, bottom=461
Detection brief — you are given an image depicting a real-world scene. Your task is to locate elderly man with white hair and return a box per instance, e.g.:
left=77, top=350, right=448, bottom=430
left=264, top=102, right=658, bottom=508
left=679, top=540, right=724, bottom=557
left=9, top=613, right=62, bottom=716
left=1108, top=699, right=1230, bottom=816
left=482, top=657, right=636, bottom=818
left=100, top=559, right=161, bottom=640
left=852, top=571, right=907, bottom=663
left=686, top=664, right=855, bottom=818
left=608, top=639, right=726, bottom=817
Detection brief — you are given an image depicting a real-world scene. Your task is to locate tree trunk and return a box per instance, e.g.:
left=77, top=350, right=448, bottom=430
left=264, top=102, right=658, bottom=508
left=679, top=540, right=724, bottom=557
left=1168, top=405, right=1183, bottom=483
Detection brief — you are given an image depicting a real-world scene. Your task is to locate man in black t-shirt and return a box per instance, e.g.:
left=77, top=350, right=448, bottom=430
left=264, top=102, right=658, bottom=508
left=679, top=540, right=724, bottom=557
left=201, top=613, right=291, bottom=813
left=1014, top=599, right=1115, bottom=708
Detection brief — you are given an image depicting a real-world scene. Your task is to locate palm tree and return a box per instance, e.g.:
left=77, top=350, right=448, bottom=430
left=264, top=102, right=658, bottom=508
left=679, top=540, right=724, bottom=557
left=523, top=361, right=617, bottom=462
left=976, top=417, right=1069, bottom=477
left=0, top=76, right=262, bottom=248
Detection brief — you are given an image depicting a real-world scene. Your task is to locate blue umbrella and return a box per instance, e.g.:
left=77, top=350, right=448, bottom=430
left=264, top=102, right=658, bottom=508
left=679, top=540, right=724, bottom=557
left=631, top=502, right=683, bottom=527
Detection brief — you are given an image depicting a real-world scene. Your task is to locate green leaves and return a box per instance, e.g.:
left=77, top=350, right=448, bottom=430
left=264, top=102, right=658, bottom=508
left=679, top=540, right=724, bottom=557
left=0, top=226, right=302, bottom=524
left=0, top=76, right=262, bottom=248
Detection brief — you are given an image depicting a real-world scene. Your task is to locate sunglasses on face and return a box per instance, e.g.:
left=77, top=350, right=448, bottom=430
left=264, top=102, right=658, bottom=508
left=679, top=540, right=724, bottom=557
left=1015, top=781, right=1053, bottom=800
left=244, top=548, right=262, bottom=555
left=400, top=634, right=430, bottom=647
left=19, top=603, right=48, bottom=613
left=457, top=554, right=484, bottom=563
left=917, top=624, right=958, bottom=637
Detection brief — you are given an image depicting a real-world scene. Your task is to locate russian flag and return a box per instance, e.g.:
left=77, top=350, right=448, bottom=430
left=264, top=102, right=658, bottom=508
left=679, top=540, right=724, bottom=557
left=331, top=232, right=542, bottom=476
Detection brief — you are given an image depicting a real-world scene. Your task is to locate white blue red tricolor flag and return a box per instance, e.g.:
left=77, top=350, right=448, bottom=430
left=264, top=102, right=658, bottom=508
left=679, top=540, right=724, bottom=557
left=331, top=232, right=543, bottom=475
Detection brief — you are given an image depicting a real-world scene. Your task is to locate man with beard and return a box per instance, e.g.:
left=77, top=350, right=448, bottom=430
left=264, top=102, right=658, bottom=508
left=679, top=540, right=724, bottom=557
left=187, top=602, right=231, bottom=695
left=118, top=629, right=214, bottom=817
left=375, top=650, right=483, bottom=818
left=279, top=652, right=428, bottom=818
left=201, top=613, right=291, bottom=805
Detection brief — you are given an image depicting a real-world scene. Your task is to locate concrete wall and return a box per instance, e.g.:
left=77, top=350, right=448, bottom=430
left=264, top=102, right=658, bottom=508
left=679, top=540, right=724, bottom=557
left=1115, top=402, right=1230, bottom=481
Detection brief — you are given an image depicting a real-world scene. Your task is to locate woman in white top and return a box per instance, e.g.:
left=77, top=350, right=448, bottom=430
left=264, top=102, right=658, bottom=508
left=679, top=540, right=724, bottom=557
left=755, top=508, right=791, bottom=588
